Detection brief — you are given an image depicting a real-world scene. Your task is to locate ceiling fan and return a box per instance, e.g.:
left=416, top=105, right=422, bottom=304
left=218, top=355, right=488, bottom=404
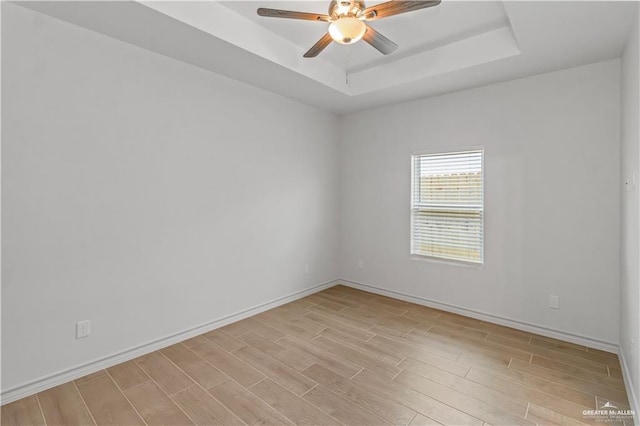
left=257, top=0, right=441, bottom=58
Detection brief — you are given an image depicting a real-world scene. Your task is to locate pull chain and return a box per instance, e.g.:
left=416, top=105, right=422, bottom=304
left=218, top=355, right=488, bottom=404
left=345, top=45, right=350, bottom=85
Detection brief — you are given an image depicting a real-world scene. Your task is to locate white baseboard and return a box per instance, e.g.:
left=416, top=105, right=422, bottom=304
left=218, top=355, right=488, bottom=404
left=338, top=279, right=619, bottom=353
left=0, top=279, right=338, bottom=406
left=618, top=349, right=639, bottom=425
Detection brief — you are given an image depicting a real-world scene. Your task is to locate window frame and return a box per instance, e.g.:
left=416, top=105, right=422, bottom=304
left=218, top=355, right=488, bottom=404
left=410, top=147, right=485, bottom=267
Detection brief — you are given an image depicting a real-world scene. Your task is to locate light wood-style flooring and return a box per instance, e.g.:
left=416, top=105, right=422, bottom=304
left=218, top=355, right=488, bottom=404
left=1, top=285, right=631, bottom=425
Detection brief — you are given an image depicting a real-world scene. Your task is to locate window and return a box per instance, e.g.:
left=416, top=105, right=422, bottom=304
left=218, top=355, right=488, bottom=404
left=411, top=149, right=484, bottom=264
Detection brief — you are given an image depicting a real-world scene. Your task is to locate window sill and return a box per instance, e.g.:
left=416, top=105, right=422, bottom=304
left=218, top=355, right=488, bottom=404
left=410, top=254, right=484, bottom=270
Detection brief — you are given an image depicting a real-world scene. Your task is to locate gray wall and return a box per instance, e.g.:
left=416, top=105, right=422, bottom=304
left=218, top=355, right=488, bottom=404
left=2, top=3, right=339, bottom=392
left=338, top=59, right=621, bottom=345
left=620, top=3, right=640, bottom=413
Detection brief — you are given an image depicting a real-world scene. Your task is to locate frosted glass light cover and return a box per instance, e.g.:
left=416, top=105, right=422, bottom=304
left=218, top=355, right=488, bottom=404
left=329, top=17, right=366, bottom=44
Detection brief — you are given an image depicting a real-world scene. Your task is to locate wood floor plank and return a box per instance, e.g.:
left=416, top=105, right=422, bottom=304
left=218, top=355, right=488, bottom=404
left=399, top=357, right=528, bottom=417
left=526, top=403, right=591, bottom=426
left=436, top=313, right=533, bottom=343
left=340, top=306, right=389, bottom=323
left=508, top=359, right=628, bottom=403
left=402, top=307, right=443, bottom=322
left=308, top=304, right=376, bottom=329
left=403, top=328, right=472, bottom=358
left=467, top=365, right=597, bottom=408
left=203, top=329, right=247, bottom=352
left=253, top=313, right=319, bottom=341
left=373, top=294, right=417, bottom=310
left=426, top=329, right=532, bottom=362
left=530, top=355, right=625, bottom=390
left=370, top=333, right=460, bottom=362
left=310, top=335, right=402, bottom=379
left=208, top=380, right=294, bottom=425
left=370, top=323, right=414, bottom=338
left=123, top=381, right=194, bottom=425
left=189, top=340, right=265, bottom=388
left=530, top=338, right=619, bottom=367
left=368, top=334, right=469, bottom=376
left=182, top=335, right=211, bottom=348
left=249, top=378, right=341, bottom=426
left=586, top=346, right=620, bottom=361
left=465, top=368, right=598, bottom=423
left=380, top=312, right=437, bottom=333
left=302, top=384, right=391, bottom=425
left=218, top=322, right=252, bottom=337
left=393, top=370, right=534, bottom=425
left=108, top=360, right=151, bottom=390
left=305, top=294, right=346, bottom=311
left=305, top=311, right=375, bottom=340
left=277, top=300, right=314, bottom=316
left=347, top=306, right=422, bottom=331
left=486, top=334, right=612, bottom=372
left=530, top=336, right=588, bottom=353
left=170, top=384, right=244, bottom=425
left=353, top=369, right=483, bottom=425
left=232, top=344, right=316, bottom=396
left=355, top=299, right=409, bottom=316
left=0, top=395, right=46, bottom=426
left=135, top=351, right=194, bottom=395
left=239, top=331, right=315, bottom=372
left=429, top=324, right=490, bottom=341
left=261, top=308, right=327, bottom=334
left=160, top=344, right=228, bottom=390
left=457, top=350, right=513, bottom=372
left=74, top=370, right=107, bottom=385
left=277, top=335, right=363, bottom=378
left=37, top=382, right=95, bottom=425
left=409, top=413, right=444, bottom=425
left=409, top=329, right=516, bottom=371
left=313, top=291, right=365, bottom=309
left=76, top=374, right=145, bottom=425
left=369, top=335, right=469, bottom=376
left=303, top=363, right=417, bottom=425
left=609, top=366, right=624, bottom=380
left=320, top=328, right=404, bottom=365
left=236, top=317, right=287, bottom=341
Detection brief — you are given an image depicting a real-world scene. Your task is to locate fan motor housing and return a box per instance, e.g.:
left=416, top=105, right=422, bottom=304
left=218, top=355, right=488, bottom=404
left=328, top=0, right=366, bottom=18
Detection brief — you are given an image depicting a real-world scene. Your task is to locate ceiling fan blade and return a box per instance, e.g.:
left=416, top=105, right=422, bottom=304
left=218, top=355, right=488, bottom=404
left=363, top=0, right=441, bottom=20
left=362, top=25, right=398, bottom=55
left=303, top=33, right=333, bottom=58
left=257, top=8, right=330, bottom=22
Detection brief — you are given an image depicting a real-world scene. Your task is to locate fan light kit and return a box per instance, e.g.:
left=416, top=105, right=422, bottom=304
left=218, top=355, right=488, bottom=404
left=257, top=0, right=442, bottom=58
left=329, top=17, right=366, bottom=44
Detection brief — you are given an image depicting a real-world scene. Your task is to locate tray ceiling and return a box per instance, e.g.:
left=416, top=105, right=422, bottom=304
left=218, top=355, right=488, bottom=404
left=16, top=1, right=636, bottom=113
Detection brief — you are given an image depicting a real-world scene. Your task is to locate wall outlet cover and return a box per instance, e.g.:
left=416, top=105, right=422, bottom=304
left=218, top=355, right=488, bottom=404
left=76, top=320, right=91, bottom=339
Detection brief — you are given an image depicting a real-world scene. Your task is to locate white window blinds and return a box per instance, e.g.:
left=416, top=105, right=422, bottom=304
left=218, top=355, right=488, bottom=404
left=411, top=149, right=484, bottom=264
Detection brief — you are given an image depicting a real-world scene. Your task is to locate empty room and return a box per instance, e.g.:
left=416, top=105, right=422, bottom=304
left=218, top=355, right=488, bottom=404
left=2, top=0, right=639, bottom=425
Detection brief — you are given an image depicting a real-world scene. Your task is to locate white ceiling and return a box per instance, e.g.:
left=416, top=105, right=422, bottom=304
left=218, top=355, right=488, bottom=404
left=17, top=1, right=636, bottom=114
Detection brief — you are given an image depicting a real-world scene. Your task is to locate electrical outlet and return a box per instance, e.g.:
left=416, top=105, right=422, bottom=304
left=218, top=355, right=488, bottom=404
left=625, top=171, right=638, bottom=191
left=549, top=295, right=559, bottom=309
left=357, top=260, right=364, bottom=270
left=304, top=264, right=309, bottom=275
left=76, top=320, right=91, bottom=339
